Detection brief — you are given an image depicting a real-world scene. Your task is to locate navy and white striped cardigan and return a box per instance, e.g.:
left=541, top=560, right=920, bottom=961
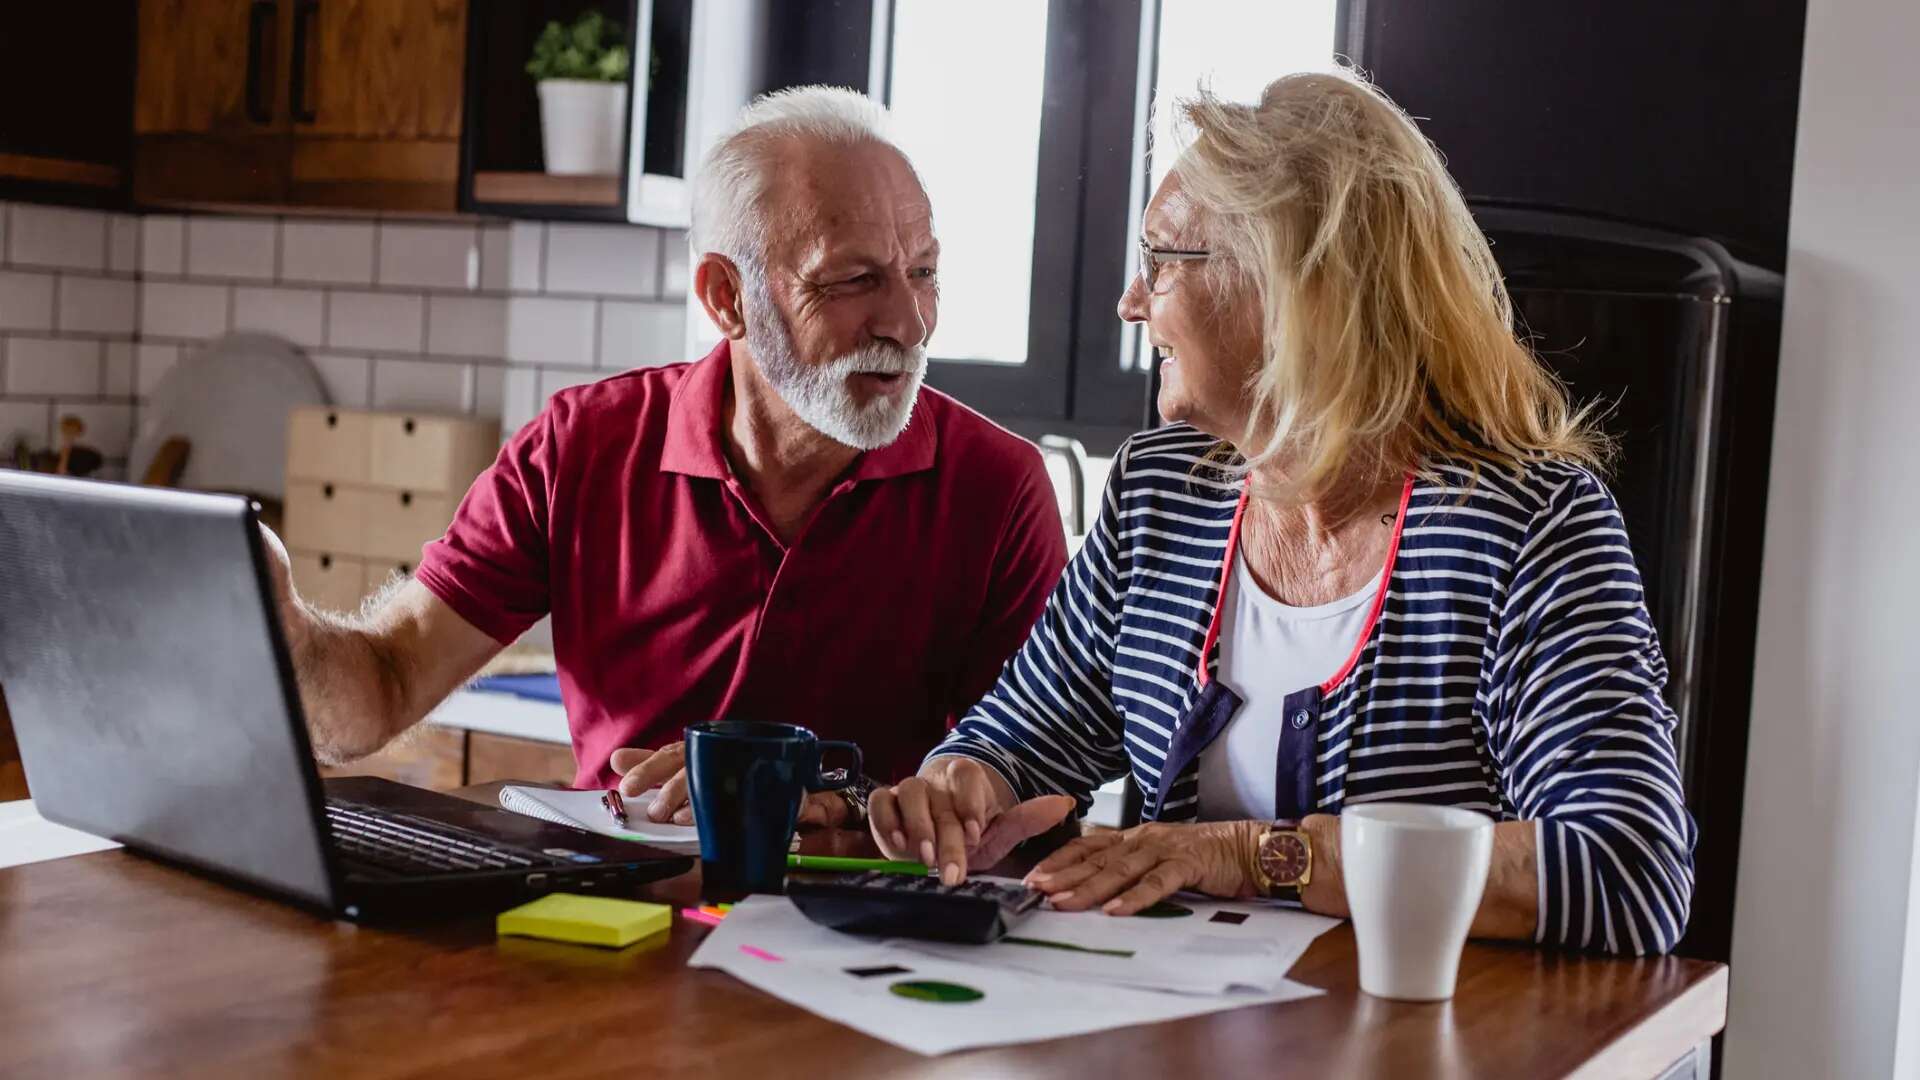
left=932, top=424, right=1697, bottom=955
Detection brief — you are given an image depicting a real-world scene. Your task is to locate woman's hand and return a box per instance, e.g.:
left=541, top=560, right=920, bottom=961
left=1025, top=820, right=1261, bottom=915
left=869, top=756, right=1075, bottom=884
left=608, top=744, right=849, bottom=827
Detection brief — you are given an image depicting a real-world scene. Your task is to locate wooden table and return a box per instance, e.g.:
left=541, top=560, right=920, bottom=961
left=0, top=787, right=1726, bottom=1078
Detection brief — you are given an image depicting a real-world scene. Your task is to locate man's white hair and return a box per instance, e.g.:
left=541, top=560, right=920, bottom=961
left=688, top=85, right=902, bottom=272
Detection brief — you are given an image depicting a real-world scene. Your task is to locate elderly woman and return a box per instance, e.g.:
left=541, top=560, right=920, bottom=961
left=868, top=70, right=1695, bottom=955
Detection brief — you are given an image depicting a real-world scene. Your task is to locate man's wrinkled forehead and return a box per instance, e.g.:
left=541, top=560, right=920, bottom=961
left=757, top=138, right=936, bottom=267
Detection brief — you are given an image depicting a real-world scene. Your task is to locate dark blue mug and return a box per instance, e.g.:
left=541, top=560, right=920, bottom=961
left=685, top=721, right=862, bottom=899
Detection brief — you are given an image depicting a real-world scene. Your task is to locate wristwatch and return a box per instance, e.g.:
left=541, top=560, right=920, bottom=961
left=834, top=774, right=878, bottom=827
left=1250, top=819, right=1313, bottom=902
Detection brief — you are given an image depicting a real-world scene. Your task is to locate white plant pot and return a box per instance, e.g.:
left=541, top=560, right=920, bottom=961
left=537, top=79, right=628, bottom=176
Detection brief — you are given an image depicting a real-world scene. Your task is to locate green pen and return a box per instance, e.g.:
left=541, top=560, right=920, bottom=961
left=786, top=854, right=930, bottom=875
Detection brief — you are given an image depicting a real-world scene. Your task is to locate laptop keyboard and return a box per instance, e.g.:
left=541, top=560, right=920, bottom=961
left=325, top=798, right=568, bottom=876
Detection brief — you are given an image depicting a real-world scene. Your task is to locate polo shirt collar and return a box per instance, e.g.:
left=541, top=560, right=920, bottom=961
left=660, top=339, right=937, bottom=482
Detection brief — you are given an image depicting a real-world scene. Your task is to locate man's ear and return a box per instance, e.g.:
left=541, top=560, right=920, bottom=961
left=693, top=254, right=748, bottom=341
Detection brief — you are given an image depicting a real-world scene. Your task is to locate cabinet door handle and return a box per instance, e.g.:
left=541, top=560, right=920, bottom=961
left=290, top=0, right=319, bottom=124
left=244, top=0, right=278, bottom=124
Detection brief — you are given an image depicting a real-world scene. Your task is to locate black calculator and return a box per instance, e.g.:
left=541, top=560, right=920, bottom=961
left=786, top=871, right=1046, bottom=944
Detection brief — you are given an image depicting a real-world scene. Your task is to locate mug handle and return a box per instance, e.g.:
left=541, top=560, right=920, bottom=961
left=805, top=740, right=864, bottom=791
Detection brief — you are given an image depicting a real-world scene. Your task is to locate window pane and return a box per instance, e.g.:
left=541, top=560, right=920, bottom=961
left=1149, top=1, right=1339, bottom=190
left=888, top=0, right=1049, bottom=365
left=1124, top=0, right=1338, bottom=373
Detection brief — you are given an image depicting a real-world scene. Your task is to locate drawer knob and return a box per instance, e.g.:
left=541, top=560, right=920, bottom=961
left=326, top=412, right=338, bottom=428
left=322, top=483, right=335, bottom=498
left=400, top=491, right=413, bottom=507
left=319, top=554, right=332, bottom=569
left=403, top=418, right=416, bottom=435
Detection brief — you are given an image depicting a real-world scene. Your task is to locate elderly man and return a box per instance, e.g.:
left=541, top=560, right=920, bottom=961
left=265, top=86, right=1067, bottom=828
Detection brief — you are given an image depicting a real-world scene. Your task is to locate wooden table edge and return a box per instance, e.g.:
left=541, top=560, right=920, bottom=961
left=1568, top=962, right=1728, bottom=1079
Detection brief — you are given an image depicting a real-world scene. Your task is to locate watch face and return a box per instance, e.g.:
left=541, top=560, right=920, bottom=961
left=1259, top=831, right=1310, bottom=886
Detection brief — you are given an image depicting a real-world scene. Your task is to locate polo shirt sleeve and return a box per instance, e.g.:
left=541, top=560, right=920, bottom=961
left=1484, top=468, right=1698, bottom=956
left=413, top=412, right=554, bottom=646
left=929, top=442, right=1131, bottom=809
left=950, top=446, right=1070, bottom=716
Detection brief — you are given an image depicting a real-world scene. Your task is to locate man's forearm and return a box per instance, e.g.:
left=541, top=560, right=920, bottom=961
left=282, top=604, right=412, bottom=765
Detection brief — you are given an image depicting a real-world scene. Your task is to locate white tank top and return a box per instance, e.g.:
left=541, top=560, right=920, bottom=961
left=1196, top=547, right=1380, bottom=821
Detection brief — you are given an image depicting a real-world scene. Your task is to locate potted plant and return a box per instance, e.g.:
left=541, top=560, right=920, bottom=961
left=527, top=10, right=633, bottom=176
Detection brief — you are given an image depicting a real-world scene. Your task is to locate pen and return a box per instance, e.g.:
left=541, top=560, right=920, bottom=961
left=786, top=854, right=929, bottom=875
left=601, top=789, right=628, bottom=827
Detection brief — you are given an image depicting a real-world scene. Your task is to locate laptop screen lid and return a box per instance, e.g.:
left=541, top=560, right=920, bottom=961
left=0, top=472, right=339, bottom=910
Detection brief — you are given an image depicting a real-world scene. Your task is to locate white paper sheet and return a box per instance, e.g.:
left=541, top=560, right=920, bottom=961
left=687, top=895, right=1325, bottom=1056
left=497, top=785, right=701, bottom=850
left=0, top=800, right=122, bottom=869
left=895, top=882, right=1342, bottom=995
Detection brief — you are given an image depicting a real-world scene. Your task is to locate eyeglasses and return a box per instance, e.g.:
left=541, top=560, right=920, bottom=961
left=1138, top=237, right=1210, bottom=292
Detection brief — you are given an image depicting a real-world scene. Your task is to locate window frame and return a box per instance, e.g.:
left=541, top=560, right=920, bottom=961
left=877, top=0, right=1360, bottom=453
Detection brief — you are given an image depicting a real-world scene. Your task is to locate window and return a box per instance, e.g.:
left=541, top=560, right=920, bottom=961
left=876, top=0, right=1342, bottom=448
left=886, top=1, right=1050, bottom=366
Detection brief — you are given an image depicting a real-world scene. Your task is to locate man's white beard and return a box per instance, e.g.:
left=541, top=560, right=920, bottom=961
left=746, top=305, right=928, bottom=451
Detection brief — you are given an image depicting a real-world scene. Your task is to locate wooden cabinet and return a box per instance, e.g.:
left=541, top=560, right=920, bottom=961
left=133, top=0, right=468, bottom=210
left=466, top=732, right=577, bottom=787
left=317, top=726, right=576, bottom=792
left=319, top=723, right=466, bottom=791
left=0, top=687, right=26, bottom=802
left=0, top=4, right=137, bottom=200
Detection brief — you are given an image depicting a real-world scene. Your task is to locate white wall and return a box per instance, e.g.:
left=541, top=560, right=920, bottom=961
left=1725, top=0, right=1920, bottom=1074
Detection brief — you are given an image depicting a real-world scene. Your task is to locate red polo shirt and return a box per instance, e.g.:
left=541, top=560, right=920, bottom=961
left=415, top=342, right=1067, bottom=788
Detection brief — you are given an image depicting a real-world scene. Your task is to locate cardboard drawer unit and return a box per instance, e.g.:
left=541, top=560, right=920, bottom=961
left=287, top=409, right=373, bottom=484
left=289, top=551, right=371, bottom=614
left=284, top=407, right=499, bottom=613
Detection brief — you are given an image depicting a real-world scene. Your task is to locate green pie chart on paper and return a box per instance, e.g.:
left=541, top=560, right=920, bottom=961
left=1135, top=900, right=1194, bottom=918
left=888, top=979, right=986, bottom=1003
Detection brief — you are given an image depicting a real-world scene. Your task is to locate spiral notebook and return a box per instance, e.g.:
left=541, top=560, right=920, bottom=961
left=497, top=786, right=702, bottom=851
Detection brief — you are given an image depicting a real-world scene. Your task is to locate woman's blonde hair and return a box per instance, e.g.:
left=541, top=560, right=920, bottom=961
left=1174, top=67, right=1610, bottom=497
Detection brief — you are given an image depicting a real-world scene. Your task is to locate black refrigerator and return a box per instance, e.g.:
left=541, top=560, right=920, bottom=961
left=1138, top=203, right=1783, bottom=961
left=1480, top=205, right=1781, bottom=962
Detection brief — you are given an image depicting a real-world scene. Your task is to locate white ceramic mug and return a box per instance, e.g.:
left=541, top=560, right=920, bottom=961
left=1341, top=803, right=1495, bottom=1001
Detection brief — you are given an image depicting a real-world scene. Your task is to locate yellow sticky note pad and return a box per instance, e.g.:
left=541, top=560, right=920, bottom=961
left=497, top=894, right=671, bottom=948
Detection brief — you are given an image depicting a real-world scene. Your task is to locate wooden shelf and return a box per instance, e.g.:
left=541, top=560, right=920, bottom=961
left=471, top=171, right=620, bottom=207
left=0, top=153, right=121, bottom=189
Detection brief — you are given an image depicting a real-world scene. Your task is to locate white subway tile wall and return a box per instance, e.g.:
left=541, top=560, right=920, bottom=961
left=507, top=295, right=596, bottom=369
left=377, top=223, right=481, bottom=291
left=232, top=286, right=326, bottom=347
left=7, top=204, right=108, bottom=271
left=186, top=217, right=278, bottom=281
left=6, top=336, right=102, bottom=396
left=58, top=276, right=139, bottom=335
left=545, top=224, right=660, bottom=297
left=372, top=357, right=472, bottom=412
left=281, top=221, right=376, bottom=285
left=108, top=216, right=140, bottom=274
left=0, top=270, right=56, bottom=331
left=140, top=280, right=231, bottom=340
left=597, top=300, right=686, bottom=370
left=426, top=294, right=508, bottom=356
left=1, top=201, right=692, bottom=483
left=104, top=343, right=136, bottom=397
left=0, top=400, right=50, bottom=449
left=327, top=290, right=425, bottom=353
left=134, top=343, right=180, bottom=396
left=139, top=215, right=185, bottom=276
left=309, top=352, right=372, bottom=408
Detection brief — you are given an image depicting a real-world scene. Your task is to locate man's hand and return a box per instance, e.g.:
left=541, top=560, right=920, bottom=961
left=869, top=756, right=1074, bottom=885
left=609, top=743, right=851, bottom=827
